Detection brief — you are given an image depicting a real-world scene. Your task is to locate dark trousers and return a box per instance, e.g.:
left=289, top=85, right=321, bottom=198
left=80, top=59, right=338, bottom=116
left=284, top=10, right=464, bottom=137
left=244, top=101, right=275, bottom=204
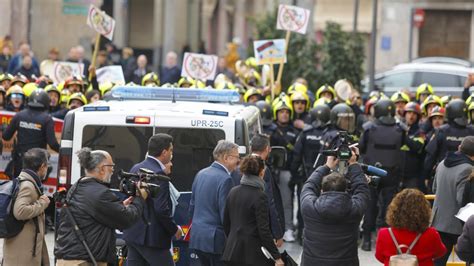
left=126, top=243, right=174, bottom=266
left=363, top=185, right=398, bottom=232
left=195, top=250, right=224, bottom=266
left=434, top=231, right=459, bottom=266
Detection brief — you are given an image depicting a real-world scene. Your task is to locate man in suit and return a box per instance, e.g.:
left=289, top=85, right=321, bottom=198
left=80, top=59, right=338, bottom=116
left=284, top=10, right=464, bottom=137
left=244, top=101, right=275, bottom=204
left=189, top=140, right=240, bottom=266
left=123, top=133, right=183, bottom=266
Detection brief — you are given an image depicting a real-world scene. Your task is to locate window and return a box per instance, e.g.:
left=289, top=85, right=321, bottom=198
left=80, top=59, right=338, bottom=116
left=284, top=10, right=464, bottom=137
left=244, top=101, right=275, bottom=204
left=155, top=128, right=225, bottom=191
left=417, top=72, right=462, bottom=87
left=377, top=72, right=415, bottom=88
left=82, top=126, right=153, bottom=189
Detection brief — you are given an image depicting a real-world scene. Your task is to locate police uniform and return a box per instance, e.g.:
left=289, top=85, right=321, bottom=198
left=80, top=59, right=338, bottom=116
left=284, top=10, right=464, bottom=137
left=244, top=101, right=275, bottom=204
left=268, top=121, right=298, bottom=239
left=400, top=122, right=425, bottom=189
left=290, top=124, right=327, bottom=181
left=423, top=123, right=474, bottom=180
left=359, top=118, right=405, bottom=249
left=3, top=108, right=60, bottom=178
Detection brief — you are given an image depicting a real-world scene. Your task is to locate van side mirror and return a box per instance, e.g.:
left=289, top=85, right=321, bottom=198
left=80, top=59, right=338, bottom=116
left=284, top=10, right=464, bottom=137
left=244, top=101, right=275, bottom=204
left=269, top=146, right=286, bottom=169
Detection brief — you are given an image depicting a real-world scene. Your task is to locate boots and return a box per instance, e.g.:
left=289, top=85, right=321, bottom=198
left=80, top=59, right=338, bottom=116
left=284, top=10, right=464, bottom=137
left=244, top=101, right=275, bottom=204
left=361, top=232, right=371, bottom=251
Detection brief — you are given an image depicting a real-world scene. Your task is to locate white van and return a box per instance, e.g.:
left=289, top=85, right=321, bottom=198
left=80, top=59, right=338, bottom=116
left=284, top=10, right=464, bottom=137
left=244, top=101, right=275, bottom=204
left=56, top=87, right=261, bottom=265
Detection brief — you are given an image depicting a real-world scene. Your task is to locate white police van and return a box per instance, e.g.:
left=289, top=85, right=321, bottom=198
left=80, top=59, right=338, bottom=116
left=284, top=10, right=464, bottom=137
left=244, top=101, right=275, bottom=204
left=56, top=87, right=261, bottom=265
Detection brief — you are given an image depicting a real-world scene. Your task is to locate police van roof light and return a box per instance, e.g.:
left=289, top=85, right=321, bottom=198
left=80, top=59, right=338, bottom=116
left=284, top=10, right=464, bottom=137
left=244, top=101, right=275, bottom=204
left=110, top=86, right=240, bottom=103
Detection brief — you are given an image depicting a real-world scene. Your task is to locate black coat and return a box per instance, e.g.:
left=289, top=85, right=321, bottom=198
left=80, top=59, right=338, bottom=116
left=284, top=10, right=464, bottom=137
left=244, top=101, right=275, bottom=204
left=223, top=182, right=281, bottom=265
left=54, top=178, right=145, bottom=263
left=462, top=178, right=474, bottom=207
left=456, top=215, right=474, bottom=263
left=300, top=165, right=369, bottom=266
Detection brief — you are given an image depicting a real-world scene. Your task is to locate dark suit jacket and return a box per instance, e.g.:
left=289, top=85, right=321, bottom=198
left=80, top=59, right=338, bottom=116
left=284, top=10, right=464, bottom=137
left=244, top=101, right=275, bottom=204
left=223, top=183, right=281, bottom=265
left=189, top=162, right=233, bottom=254
left=123, top=157, right=178, bottom=249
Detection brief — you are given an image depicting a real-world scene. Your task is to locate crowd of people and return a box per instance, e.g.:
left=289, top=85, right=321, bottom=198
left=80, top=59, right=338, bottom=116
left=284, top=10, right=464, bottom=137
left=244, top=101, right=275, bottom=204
left=2, top=37, right=474, bottom=266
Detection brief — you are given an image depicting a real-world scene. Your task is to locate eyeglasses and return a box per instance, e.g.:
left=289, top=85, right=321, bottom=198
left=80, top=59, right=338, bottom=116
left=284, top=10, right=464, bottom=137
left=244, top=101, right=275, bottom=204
left=102, top=164, right=115, bottom=169
left=228, top=154, right=240, bottom=160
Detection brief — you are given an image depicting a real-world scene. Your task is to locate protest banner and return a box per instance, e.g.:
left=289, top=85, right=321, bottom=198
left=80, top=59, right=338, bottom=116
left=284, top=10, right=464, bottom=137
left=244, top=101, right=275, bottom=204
left=96, top=65, right=125, bottom=85
left=42, top=61, right=84, bottom=84
left=181, top=53, right=218, bottom=81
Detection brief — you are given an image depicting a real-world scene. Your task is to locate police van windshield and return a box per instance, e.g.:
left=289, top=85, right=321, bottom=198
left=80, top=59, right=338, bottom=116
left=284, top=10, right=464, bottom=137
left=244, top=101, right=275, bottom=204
left=82, top=125, right=225, bottom=191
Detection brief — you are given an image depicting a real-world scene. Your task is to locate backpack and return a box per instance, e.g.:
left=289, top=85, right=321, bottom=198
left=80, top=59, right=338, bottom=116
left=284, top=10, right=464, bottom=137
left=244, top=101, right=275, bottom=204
left=0, top=178, right=38, bottom=238
left=388, top=227, right=422, bottom=266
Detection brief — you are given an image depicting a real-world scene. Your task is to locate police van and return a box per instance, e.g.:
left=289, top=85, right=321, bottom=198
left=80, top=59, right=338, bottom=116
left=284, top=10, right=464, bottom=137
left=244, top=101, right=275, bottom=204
left=56, top=87, right=262, bottom=265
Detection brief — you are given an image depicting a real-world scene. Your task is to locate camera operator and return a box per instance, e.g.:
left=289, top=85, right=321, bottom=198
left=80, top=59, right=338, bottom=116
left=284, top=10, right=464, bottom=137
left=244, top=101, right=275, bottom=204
left=123, top=133, right=182, bottom=266
left=55, top=148, right=147, bottom=266
left=300, top=147, right=369, bottom=266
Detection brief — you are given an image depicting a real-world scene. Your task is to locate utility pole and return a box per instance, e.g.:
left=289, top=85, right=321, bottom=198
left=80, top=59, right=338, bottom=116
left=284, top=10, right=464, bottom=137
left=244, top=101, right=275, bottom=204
left=368, top=0, right=378, bottom=91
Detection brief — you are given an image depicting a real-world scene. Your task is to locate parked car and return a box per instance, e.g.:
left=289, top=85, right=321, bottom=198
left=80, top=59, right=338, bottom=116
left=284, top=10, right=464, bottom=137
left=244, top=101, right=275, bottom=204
left=411, top=57, right=473, bottom=67
left=362, top=62, right=474, bottom=98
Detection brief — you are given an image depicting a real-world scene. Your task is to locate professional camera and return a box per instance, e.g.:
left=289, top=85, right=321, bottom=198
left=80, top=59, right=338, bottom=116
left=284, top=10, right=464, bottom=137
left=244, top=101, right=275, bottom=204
left=320, top=131, right=354, bottom=161
left=118, top=168, right=171, bottom=198
left=318, top=131, right=387, bottom=182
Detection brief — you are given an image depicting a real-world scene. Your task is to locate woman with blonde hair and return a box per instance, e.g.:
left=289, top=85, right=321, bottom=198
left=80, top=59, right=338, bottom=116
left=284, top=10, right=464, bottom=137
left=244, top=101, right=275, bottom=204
left=375, top=188, right=446, bottom=266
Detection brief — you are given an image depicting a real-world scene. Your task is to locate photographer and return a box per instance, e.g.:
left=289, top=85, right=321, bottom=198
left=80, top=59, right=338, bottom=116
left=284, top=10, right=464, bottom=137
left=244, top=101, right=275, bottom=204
left=300, top=147, right=369, bottom=266
left=55, top=148, right=147, bottom=266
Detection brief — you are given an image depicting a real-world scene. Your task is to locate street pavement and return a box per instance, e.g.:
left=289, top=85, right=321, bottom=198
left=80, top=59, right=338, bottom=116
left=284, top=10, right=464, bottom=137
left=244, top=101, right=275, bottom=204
left=0, top=231, right=384, bottom=265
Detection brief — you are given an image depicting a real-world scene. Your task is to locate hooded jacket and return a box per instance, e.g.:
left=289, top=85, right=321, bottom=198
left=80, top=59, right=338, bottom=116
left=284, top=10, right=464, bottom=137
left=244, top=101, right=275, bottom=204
left=300, top=164, right=369, bottom=266
left=432, top=152, right=474, bottom=235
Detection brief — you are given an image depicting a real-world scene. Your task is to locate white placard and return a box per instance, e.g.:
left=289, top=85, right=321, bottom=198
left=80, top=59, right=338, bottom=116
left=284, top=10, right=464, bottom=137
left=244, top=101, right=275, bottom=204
left=86, top=4, right=116, bottom=40
left=43, top=61, right=84, bottom=84
left=181, top=52, right=218, bottom=81
left=276, top=4, right=311, bottom=34
left=96, top=65, right=125, bottom=85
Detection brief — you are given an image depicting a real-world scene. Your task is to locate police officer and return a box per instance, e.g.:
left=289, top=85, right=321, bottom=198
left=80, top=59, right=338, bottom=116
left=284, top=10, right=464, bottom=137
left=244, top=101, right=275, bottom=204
left=399, top=102, right=425, bottom=190
left=290, top=104, right=330, bottom=244
left=291, top=104, right=331, bottom=182
left=320, top=103, right=357, bottom=158
left=255, top=100, right=273, bottom=135
left=359, top=99, right=405, bottom=251
left=2, top=89, right=60, bottom=178
left=268, top=99, right=299, bottom=242
left=423, top=99, right=474, bottom=181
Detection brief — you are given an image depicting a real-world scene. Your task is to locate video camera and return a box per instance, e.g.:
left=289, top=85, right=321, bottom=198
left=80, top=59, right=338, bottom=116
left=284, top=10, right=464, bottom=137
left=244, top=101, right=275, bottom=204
left=318, top=131, right=387, bottom=185
left=118, top=168, right=171, bottom=198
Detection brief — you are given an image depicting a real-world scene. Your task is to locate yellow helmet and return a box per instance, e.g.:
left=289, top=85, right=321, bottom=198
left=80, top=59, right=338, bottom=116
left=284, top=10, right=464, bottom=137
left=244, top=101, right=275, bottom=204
left=60, top=89, right=71, bottom=104
left=243, top=87, right=263, bottom=103
left=6, top=85, right=25, bottom=98
left=67, top=92, right=87, bottom=108
left=178, top=76, right=195, bottom=88
left=313, top=97, right=331, bottom=108
left=416, top=83, right=434, bottom=101
left=99, top=81, right=115, bottom=96
left=142, top=72, right=160, bottom=86
left=11, top=74, right=28, bottom=87
left=245, top=57, right=258, bottom=70
left=468, top=102, right=474, bottom=122
left=22, top=82, right=39, bottom=97
left=195, top=79, right=206, bottom=89
left=215, top=82, right=236, bottom=90
left=45, top=84, right=61, bottom=102
left=273, top=98, right=293, bottom=120
left=245, top=70, right=261, bottom=87
left=466, top=92, right=474, bottom=106
left=440, top=95, right=452, bottom=106
left=421, top=95, right=442, bottom=115
left=0, top=73, right=13, bottom=83
left=287, top=82, right=308, bottom=95
left=316, top=84, right=336, bottom=100
left=390, top=91, right=410, bottom=103
left=290, top=91, right=310, bottom=111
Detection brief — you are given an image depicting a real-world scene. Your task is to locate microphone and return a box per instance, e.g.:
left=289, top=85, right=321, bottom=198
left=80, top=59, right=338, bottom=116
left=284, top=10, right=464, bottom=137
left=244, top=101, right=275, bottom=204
left=360, top=164, right=387, bottom=177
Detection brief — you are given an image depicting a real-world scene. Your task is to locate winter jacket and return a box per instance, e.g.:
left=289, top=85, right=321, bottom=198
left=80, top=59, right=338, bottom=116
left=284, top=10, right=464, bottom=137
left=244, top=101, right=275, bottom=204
left=54, top=177, right=145, bottom=263
left=432, top=151, right=474, bottom=235
left=300, top=164, right=369, bottom=266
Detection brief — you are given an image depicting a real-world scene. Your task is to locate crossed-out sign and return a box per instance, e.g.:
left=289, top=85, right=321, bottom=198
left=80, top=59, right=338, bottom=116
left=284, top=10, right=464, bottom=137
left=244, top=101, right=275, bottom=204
left=276, top=4, right=310, bottom=34
left=181, top=53, right=218, bottom=81
left=87, top=5, right=115, bottom=40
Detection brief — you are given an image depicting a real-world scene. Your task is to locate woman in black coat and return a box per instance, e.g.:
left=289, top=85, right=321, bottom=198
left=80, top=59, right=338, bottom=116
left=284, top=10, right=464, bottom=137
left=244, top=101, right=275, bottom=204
left=223, top=155, right=284, bottom=266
